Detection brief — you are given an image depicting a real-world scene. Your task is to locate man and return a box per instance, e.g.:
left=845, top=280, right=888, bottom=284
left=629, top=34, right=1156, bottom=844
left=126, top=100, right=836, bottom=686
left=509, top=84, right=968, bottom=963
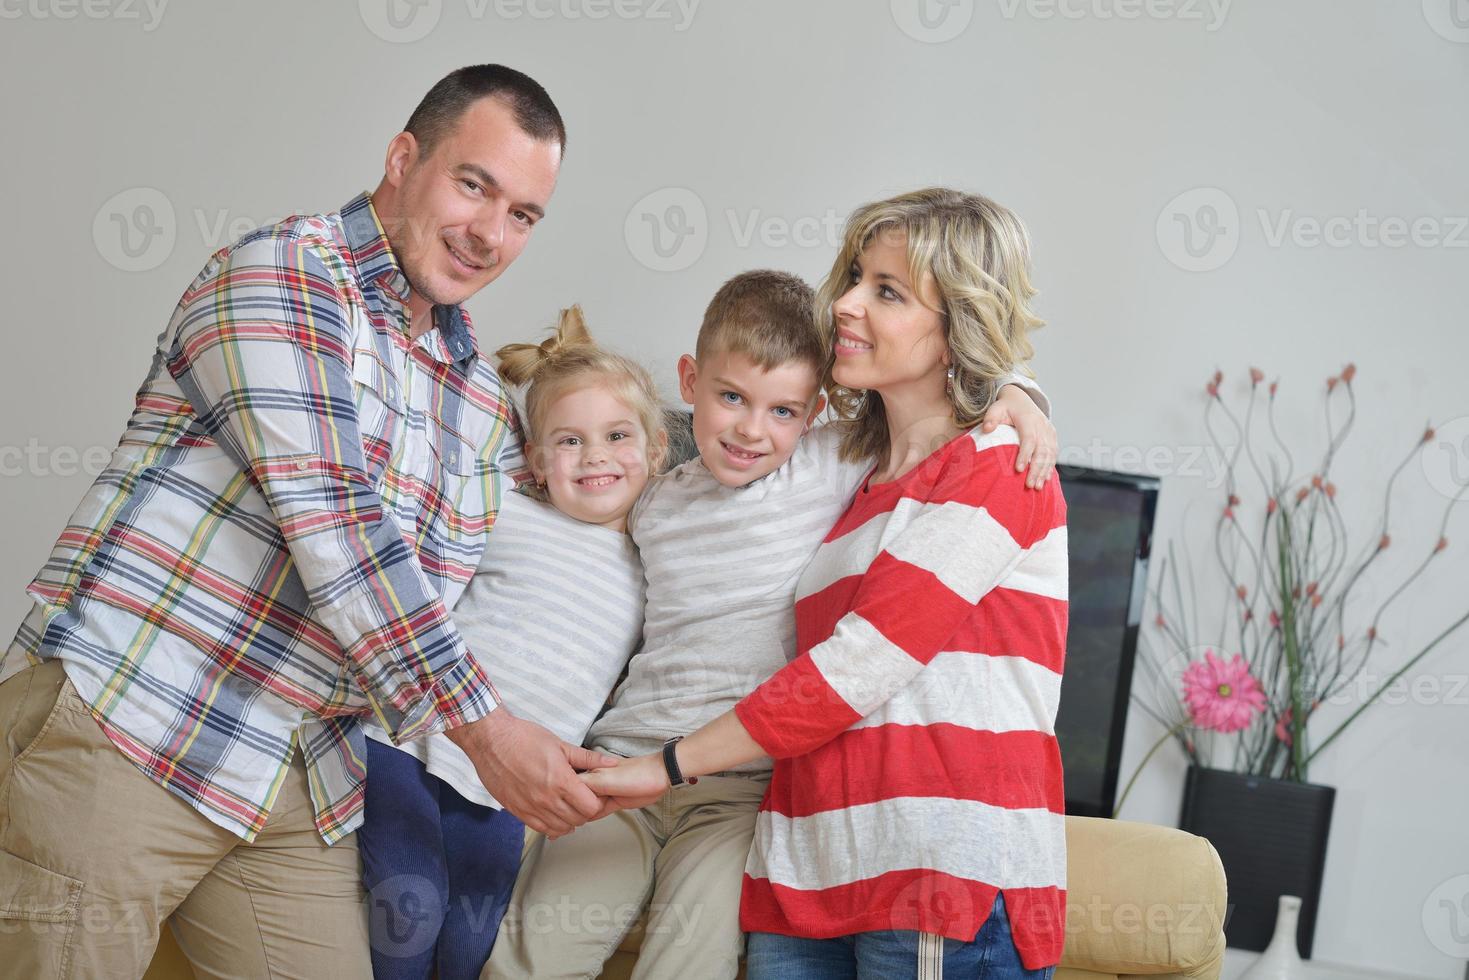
left=0, top=64, right=612, bottom=978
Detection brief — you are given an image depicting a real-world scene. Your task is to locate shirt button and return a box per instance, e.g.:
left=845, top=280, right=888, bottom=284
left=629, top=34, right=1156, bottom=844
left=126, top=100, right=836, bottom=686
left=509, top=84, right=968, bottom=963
left=446, top=450, right=459, bottom=467
left=296, top=460, right=309, bottom=471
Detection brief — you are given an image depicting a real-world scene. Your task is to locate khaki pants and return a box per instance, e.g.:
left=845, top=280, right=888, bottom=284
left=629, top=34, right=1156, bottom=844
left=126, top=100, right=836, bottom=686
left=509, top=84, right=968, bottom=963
left=0, top=659, right=370, bottom=979
left=484, top=773, right=768, bottom=980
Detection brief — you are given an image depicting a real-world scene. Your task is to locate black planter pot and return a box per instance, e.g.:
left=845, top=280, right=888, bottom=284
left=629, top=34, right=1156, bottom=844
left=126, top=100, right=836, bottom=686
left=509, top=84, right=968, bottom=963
left=1178, top=765, right=1335, bottom=958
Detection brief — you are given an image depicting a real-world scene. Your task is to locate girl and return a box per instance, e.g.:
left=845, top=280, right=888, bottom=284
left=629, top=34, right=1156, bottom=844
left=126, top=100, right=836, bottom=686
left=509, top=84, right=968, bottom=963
left=358, top=306, right=668, bottom=980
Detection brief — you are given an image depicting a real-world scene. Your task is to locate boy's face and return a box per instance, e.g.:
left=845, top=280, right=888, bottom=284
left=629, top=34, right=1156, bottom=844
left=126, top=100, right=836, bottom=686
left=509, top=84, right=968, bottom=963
left=676, top=349, right=825, bottom=488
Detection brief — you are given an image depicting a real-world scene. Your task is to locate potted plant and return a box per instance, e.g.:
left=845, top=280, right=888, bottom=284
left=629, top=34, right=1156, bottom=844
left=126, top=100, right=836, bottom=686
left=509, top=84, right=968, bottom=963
left=1115, top=365, right=1469, bottom=957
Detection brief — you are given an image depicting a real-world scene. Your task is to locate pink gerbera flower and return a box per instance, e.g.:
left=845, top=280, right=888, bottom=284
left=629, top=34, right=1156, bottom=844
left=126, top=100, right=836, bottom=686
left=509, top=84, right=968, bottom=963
left=1182, top=651, right=1267, bottom=733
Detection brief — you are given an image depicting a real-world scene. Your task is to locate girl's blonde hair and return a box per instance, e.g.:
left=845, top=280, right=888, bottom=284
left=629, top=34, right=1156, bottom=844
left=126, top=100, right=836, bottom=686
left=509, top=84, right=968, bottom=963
left=496, top=305, right=669, bottom=479
left=816, top=188, right=1045, bottom=463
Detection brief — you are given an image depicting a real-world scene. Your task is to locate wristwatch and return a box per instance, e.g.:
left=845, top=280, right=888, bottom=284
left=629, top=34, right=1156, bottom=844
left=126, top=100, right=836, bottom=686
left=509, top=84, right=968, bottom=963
left=662, top=736, right=698, bottom=787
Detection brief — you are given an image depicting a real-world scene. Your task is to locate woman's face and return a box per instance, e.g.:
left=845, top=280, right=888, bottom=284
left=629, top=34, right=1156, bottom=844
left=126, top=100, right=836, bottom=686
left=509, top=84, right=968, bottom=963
left=829, top=229, right=949, bottom=398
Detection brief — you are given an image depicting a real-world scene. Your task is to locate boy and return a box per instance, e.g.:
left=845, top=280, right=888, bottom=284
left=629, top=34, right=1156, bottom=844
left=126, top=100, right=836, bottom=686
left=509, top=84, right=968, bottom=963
left=484, top=269, right=1050, bottom=980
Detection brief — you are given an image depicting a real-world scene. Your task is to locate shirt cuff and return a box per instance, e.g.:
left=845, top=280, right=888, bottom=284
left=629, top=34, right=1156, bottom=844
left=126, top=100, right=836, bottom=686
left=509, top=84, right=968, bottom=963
left=383, top=651, right=501, bottom=743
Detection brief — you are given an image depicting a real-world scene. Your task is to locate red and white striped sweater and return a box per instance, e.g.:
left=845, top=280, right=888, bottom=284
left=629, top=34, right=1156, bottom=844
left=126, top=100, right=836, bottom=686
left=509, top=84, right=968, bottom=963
left=734, top=424, right=1069, bottom=970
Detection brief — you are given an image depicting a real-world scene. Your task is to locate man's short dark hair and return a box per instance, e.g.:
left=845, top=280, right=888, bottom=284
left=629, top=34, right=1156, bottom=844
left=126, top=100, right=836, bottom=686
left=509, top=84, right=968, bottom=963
left=404, top=64, right=566, bottom=160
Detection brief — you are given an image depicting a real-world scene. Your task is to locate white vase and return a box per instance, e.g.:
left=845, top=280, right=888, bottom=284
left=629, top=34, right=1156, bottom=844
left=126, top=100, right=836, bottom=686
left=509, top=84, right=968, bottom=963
left=1241, top=895, right=1306, bottom=979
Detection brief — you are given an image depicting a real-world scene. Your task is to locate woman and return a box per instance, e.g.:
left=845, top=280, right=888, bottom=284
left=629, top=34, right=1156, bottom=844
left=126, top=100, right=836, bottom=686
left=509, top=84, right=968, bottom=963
left=584, top=187, right=1068, bottom=980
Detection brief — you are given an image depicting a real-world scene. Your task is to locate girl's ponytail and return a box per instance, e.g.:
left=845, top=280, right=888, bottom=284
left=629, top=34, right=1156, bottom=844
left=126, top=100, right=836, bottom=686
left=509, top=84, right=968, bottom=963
left=495, top=305, right=595, bottom=386
left=496, top=306, right=670, bottom=478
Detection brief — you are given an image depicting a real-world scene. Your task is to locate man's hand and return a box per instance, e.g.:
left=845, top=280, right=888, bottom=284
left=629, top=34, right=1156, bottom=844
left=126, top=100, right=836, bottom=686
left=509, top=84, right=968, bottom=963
left=445, top=706, right=620, bottom=838
left=580, top=753, right=669, bottom=819
left=982, top=383, right=1058, bottom=490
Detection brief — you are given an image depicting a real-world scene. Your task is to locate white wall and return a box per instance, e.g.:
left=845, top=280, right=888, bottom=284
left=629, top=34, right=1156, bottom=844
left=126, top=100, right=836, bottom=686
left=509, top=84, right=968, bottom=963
left=1, top=1, right=1465, bottom=976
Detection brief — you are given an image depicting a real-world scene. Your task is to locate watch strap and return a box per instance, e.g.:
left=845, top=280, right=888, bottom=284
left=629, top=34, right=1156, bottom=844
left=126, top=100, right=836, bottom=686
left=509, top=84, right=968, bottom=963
left=662, top=736, right=697, bottom=786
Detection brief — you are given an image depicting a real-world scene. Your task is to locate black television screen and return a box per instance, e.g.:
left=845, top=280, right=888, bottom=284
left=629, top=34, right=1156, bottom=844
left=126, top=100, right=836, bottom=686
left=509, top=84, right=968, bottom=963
left=1055, top=464, right=1160, bottom=818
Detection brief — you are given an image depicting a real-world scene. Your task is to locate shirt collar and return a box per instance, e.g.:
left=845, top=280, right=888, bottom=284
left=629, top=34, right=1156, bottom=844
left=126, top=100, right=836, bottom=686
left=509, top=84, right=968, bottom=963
left=339, top=191, right=480, bottom=368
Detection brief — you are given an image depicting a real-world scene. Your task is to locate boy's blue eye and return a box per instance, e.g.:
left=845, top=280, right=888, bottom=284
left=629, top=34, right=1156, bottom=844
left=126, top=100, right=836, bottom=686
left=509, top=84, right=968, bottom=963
left=773, top=407, right=794, bottom=419
left=720, top=391, right=742, bottom=405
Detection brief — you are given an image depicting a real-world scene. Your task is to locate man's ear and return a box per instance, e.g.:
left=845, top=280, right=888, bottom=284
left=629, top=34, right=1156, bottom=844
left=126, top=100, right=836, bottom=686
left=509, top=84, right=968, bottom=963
left=381, top=130, right=420, bottom=190
left=676, top=354, right=699, bottom=406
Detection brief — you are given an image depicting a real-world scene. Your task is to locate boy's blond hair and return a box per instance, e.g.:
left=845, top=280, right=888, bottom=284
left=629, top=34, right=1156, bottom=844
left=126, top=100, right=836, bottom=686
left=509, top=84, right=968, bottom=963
left=695, top=270, right=825, bottom=377
left=496, top=305, right=669, bottom=477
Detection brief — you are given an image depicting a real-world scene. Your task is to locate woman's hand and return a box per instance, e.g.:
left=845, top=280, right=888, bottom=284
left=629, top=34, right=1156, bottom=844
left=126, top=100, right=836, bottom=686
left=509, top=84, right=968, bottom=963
left=580, top=753, right=669, bottom=817
left=982, top=384, right=1058, bottom=490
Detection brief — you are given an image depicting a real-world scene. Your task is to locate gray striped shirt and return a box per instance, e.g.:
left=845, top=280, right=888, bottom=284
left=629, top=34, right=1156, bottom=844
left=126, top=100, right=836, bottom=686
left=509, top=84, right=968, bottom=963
left=368, top=488, right=644, bottom=807
left=586, top=424, right=873, bottom=774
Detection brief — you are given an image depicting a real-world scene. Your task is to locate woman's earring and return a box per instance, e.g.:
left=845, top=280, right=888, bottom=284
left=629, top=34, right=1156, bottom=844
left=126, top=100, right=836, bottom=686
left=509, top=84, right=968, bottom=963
left=945, top=365, right=956, bottom=400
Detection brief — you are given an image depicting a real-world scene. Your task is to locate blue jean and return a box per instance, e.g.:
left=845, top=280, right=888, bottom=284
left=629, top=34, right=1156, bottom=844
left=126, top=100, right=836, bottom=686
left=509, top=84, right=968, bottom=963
left=746, top=893, right=1056, bottom=980
left=358, top=739, right=525, bottom=980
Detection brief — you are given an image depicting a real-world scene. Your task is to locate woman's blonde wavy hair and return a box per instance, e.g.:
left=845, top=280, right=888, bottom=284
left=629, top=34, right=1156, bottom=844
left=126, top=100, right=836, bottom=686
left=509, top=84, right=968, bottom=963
left=496, top=306, right=669, bottom=483
left=817, top=188, right=1045, bottom=463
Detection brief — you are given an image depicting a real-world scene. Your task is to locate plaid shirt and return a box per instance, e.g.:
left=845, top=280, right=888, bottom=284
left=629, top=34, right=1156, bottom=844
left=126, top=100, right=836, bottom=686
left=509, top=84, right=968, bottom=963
left=3, top=192, right=528, bottom=843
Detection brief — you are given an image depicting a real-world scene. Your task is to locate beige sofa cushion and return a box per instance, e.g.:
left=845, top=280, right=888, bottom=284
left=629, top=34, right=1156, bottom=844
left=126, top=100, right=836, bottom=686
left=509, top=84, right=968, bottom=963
left=1061, top=817, right=1228, bottom=979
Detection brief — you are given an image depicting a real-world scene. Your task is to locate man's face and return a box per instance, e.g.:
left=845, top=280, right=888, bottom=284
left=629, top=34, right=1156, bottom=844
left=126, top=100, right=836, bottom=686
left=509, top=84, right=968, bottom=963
left=676, top=349, right=825, bottom=488
left=381, top=96, right=561, bottom=313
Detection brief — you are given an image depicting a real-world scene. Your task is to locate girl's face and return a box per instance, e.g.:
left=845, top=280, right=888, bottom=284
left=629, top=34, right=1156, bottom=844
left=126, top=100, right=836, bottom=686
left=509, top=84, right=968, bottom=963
left=829, top=230, right=949, bottom=398
left=527, top=384, right=652, bottom=532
